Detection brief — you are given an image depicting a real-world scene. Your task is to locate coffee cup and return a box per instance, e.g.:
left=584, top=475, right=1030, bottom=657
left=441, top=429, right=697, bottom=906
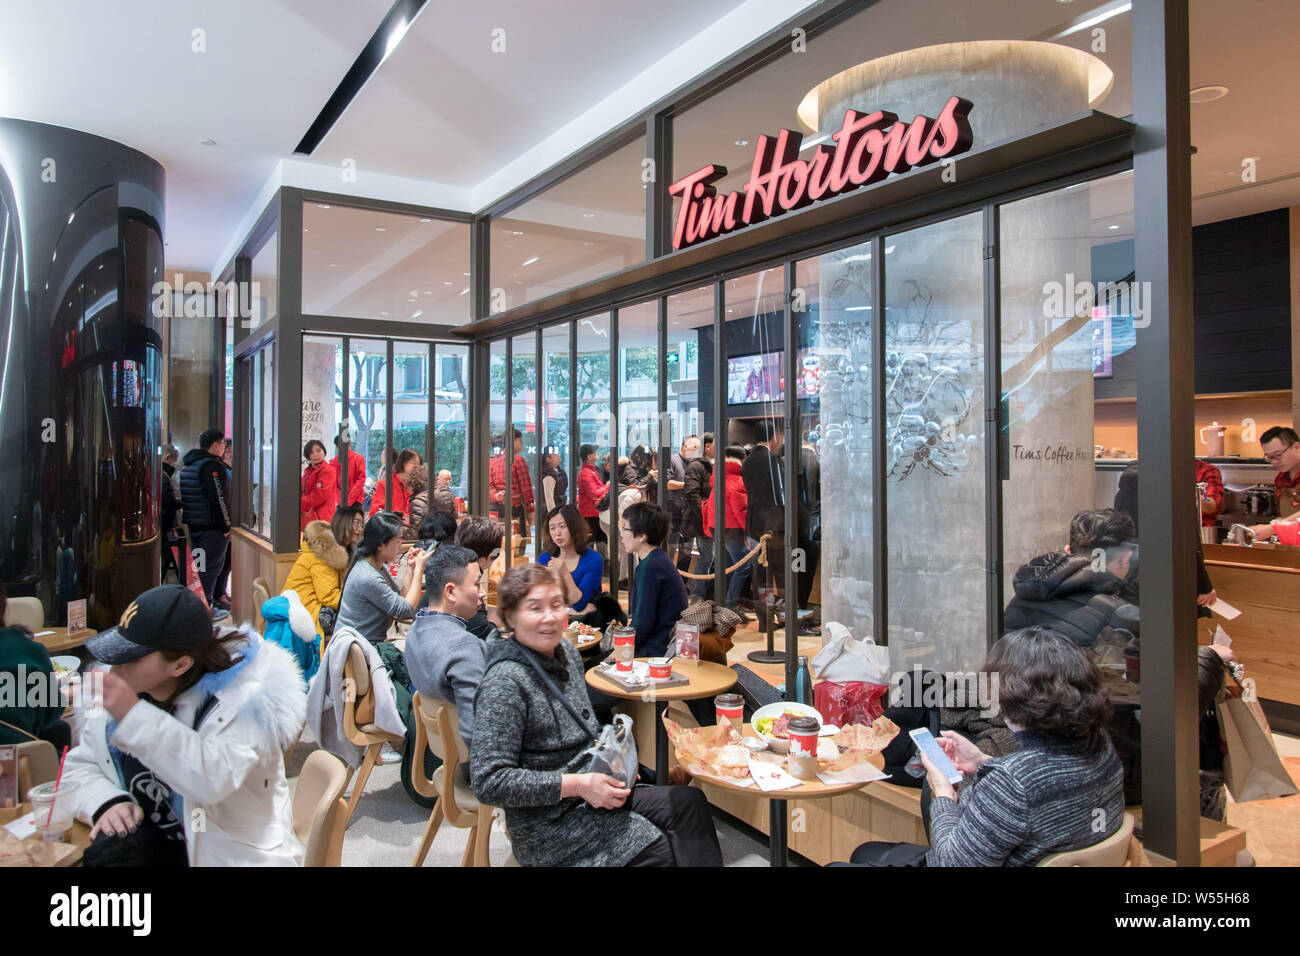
left=649, top=657, right=672, bottom=679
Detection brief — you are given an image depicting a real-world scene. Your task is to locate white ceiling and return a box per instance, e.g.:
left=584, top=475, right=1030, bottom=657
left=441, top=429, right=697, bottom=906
left=0, top=0, right=1296, bottom=292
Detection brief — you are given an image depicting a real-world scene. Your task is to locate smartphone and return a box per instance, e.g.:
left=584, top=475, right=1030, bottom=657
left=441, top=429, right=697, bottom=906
left=909, top=728, right=963, bottom=785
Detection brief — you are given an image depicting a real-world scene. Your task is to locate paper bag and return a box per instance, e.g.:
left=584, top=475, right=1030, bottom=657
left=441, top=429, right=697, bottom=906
left=811, top=623, right=890, bottom=685
left=1217, top=691, right=1298, bottom=802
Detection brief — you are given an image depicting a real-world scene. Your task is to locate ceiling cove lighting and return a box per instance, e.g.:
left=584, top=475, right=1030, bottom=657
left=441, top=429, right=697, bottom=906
left=293, top=0, right=431, bottom=155
left=1046, top=0, right=1130, bottom=41
left=1190, top=85, right=1229, bottom=103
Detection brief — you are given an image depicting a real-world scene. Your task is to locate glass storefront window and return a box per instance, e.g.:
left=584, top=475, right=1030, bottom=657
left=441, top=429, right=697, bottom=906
left=666, top=286, right=712, bottom=447
left=885, top=211, right=985, bottom=673
left=346, top=338, right=388, bottom=506
left=512, top=331, right=539, bottom=557
left=249, top=229, right=277, bottom=330
left=490, top=137, right=647, bottom=314
left=434, top=343, right=470, bottom=498
left=302, top=203, right=472, bottom=324
left=393, top=340, right=432, bottom=484
left=488, top=338, right=510, bottom=548
left=541, top=323, right=571, bottom=525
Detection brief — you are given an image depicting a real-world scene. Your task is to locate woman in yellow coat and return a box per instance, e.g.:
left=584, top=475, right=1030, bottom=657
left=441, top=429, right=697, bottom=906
left=282, top=508, right=357, bottom=650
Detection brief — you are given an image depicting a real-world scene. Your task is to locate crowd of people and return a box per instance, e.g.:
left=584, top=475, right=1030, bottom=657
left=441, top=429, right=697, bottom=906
left=5, top=418, right=1291, bottom=867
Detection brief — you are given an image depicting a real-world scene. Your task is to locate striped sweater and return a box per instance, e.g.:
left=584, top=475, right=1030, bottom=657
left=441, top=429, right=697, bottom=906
left=927, top=730, right=1125, bottom=866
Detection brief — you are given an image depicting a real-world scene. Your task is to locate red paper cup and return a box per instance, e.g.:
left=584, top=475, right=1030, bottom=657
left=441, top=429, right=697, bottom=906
left=649, top=657, right=672, bottom=679
left=715, top=693, right=743, bottom=731
left=613, top=632, right=636, bottom=672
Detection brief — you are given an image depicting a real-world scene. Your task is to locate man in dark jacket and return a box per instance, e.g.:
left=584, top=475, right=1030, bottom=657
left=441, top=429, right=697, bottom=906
left=180, top=428, right=232, bottom=618
left=741, top=420, right=785, bottom=608
left=160, top=443, right=181, bottom=584
left=1002, top=509, right=1137, bottom=646
left=680, top=433, right=713, bottom=568
left=666, top=435, right=698, bottom=571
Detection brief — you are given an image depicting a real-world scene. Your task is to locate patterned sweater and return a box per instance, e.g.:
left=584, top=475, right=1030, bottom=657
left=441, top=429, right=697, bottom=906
left=927, top=730, right=1125, bottom=866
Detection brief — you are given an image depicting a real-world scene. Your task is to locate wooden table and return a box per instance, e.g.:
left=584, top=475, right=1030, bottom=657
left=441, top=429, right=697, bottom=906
left=1128, top=807, right=1246, bottom=867
left=1, top=804, right=91, bottom=866
left=586, top=658, right=736, bottom=784
left=680, top=723, right=886, bottom=867
left=30, top=627, right=97, bottom=654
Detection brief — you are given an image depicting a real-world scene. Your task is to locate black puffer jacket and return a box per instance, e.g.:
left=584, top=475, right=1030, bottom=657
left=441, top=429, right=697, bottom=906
left=1002, top=552, right=1135, bottom=647
left=180, top=448, right=231, bottom=532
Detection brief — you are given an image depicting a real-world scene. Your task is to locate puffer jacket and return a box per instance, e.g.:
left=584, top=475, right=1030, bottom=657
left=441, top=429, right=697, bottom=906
left=64, top=628, right=306, bottom=866
left=369, top=474, right=411, bottom=520
left=180, top=448, right=231, bottom=532
left=404, top=465, right=429, bottom=537
left=282, top=520, right=349, bottom=642
left=679, top=457, right=712, bottom=539
left=701, top=460, right=747, bottom=538
left=300, top=460, right=339, bottom=529
left=1002, top=552, right=1135, bottom=647
left=331, top=450, right=366, bottom=507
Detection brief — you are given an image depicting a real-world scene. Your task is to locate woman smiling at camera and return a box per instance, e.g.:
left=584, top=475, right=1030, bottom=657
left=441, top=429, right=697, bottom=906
left=469, top=563, right=721, bottom=867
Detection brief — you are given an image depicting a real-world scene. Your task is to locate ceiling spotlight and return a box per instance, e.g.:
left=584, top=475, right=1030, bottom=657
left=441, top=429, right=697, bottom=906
left=582, top=213, right=596, bottom=219
left=463, top=272, right=470, bottom=277
left=442, top=281, right=452, bottom=286
left=375, top=227, right=387, bottom=232
left=1108, top=224, right=1120, bottom=230
left=317, top=204, right=331, bottom=209
left=412, top=310, right=423, bottom=318
left=199, top=138, right=217, bottom=146
left=1190, top=85, right=1229, bottom=103
left=329, top=263, right=339, bottom=268
left=734, top=139, right=749, bottom=147
left=419, top=217, right=432, bottom=223
left=522, top=256, right=540, bottom=266
left=459, top=287, right=469, bottom=296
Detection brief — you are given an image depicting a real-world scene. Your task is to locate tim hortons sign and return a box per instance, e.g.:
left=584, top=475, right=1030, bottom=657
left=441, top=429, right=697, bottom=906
left=668, top=95, right=974, bottom=250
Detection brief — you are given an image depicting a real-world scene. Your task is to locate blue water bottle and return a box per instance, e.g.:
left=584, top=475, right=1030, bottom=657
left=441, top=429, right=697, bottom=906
left=794, top=655, right=814, bottom=705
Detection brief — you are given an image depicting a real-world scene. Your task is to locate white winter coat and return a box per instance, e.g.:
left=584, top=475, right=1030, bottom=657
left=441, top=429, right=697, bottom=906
left=63, top=628, right=307, bottom=866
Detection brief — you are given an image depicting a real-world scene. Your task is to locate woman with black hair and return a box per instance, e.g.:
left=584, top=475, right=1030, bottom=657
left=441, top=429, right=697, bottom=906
left=538, top=505, right=626, bottom=628
left=618, top=501, right=687, bottom=658
left=835, top=626, right=1125, bottom=867
left=369, top=448, right=421, bottom=522
left=336, top=512, right=429, bottom=644
left=300, top=439, right=340, bottom=529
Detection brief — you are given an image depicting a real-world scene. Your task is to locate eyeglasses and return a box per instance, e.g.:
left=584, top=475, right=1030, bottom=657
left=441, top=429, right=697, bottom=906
left=1264, top=443, right=1297, bottom=463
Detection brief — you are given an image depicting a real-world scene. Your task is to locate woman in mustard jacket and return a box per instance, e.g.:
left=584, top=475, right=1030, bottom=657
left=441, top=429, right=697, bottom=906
left=282, top=512, right=353, bottom=646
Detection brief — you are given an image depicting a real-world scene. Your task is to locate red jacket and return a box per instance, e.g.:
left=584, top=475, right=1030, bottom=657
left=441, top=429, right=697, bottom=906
left=577, top=462, right=608, bottom=518
left=369, top=474, right=411, bottom=520
left=331, top=450, right=366, bottom=507
left=701, top=460, right=747, bottom=538
left=1195, top=459, right=1223, bottom=528
left=300, top=461, right=339, bottom=529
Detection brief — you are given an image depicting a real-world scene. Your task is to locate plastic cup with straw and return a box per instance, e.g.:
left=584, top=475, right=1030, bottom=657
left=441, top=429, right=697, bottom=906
left=29, top=746, right=75, bottom=842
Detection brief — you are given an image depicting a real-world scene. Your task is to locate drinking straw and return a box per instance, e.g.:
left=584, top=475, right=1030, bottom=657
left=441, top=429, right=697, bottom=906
left=44, top=745, right=69, bottom=828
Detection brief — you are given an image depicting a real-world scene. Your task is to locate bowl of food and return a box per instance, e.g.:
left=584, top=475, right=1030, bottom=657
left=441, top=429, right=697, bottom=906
left=50, top=656, right=80, bottom=680
left=751, top=702, right=823, bottom=753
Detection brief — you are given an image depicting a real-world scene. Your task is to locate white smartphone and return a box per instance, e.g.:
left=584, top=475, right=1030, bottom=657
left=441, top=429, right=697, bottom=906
left=909, top=727, right=963, bottom=785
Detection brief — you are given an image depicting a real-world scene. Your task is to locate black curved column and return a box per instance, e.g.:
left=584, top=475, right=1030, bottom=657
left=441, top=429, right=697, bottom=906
left=0, top=118, right=165, bottom=629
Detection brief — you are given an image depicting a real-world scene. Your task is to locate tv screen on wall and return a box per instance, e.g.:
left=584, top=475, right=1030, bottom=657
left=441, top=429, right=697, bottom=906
left=727, top=352, right=784, bottom=404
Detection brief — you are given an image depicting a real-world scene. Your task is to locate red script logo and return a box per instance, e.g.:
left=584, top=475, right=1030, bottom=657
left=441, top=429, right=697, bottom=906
left=668, top=95, right=974, bottom=250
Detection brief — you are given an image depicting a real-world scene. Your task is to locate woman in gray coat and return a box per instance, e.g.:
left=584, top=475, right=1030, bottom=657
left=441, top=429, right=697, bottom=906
left=470, top=563, right=722, bottom=867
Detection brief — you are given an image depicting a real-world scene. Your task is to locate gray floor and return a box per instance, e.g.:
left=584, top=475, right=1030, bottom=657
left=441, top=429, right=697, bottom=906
left=290, top=729, right=802, bottom=867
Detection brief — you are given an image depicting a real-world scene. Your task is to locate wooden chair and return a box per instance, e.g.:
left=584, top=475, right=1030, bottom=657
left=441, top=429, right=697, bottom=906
left=251, top=577, right=272, bottom=632
left=292, top=750, right=349, bottom=866
left=4, top=596, right=43, bottom=632
left=15, top=740, right=58, bottom=802
left=410, top=693, right=495, bottom=867
left=340, top=643, right=404, bottom=826
left=1038, top=812, right=1137, bottom=867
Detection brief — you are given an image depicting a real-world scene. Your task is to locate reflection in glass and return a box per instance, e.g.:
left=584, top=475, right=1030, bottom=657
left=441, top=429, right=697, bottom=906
left=346, top=339, right=388, bottom=506
left=434, top=343, right=470, bottom=497
left=511, top=332, right=539, bottom=558
left=541, top=323, right=571, bottom=528
left=886, top=212, right=985, bottom=673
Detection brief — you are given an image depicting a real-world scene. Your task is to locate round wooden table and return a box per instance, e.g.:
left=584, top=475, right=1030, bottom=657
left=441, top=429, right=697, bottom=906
left=30, top=627, right=97, bottom=654
left=585, top=657, right=736, bottom=784
left=679, top=722, right=886, bottom=867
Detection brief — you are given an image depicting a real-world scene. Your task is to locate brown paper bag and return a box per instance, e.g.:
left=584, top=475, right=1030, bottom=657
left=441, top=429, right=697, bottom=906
left=1217, top=691, right=1299, bottom=802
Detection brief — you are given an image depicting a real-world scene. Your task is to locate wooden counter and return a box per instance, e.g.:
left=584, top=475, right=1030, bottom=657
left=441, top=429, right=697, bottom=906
left=1203, top=543, right=1300, bottom=722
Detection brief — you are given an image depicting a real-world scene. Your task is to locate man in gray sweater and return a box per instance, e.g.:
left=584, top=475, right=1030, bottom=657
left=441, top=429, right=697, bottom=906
left=404, top=545, right=488, bottom=753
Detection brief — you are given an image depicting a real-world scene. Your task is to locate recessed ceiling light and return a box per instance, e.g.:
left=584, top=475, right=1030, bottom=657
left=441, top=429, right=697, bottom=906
left=375, top=227, right=387, bottom=232
left=510, top=230, right=525, bottom=236
left=734, top=139, right=749, bottom=147
left=419, top=218, right=432, bottom=223
left=463, top=272, right=470, bottom=277
left=199, top=138, right=216, bottom=146
left=381, top=311, right=389, bottom=316
left=317, top=204, right=331, bottom=209
left=522, top=256, right=540, bottom=266
left=443, top=281, right=452, bottom=286
left=412, top=310, right=423, bottom=318
left=1108, top=224, right=1120, bottom=230
left=1190, top=85, right=1228, bottom=103
left=303, top=228, right=309, bottom=232
left=458, top=287, right=469, bottom=296
left=582, top=213, right=596, bottom=219
left=330, top=263, right=339, bottom=268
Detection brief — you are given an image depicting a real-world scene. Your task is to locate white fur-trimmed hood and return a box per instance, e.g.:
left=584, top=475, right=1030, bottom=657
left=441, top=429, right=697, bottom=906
left=183, top=625, right=307, bottom=751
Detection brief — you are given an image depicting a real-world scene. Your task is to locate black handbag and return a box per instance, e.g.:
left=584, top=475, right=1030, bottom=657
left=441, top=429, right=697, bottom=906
left=318, top=605, right=337, bottom=637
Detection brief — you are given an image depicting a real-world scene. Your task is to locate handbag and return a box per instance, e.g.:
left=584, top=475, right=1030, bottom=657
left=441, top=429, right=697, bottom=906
left=318, top=605, right=337, bottom=638
left=516, top=641, right=638, bottom=789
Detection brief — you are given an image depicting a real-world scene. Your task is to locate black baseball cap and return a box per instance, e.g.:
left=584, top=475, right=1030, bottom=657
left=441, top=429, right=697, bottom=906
left=86, top=585, right=214, bottom=664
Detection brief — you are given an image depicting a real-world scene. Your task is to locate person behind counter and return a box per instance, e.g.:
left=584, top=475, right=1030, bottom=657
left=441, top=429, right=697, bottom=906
left=1262, top=426, right=1300, bottom=518
left=1195, top=458, right=1224, bottom=528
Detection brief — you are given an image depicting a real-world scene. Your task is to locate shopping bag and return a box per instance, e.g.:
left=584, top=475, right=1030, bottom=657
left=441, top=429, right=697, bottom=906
left=1217, top=689, right=1298, bottom=802
left=171, top=529, right=210, bottom=612
left=815, top=679, right=888, bottom=727
left=811, top=622, right=891, bottom=685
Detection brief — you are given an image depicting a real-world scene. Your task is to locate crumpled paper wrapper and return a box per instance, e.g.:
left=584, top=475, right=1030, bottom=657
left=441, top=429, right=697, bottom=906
left=822, top=716, right=900, bottom=772
left=663, top=719, right=751, bottom=779
left=0, top=826, right=66, bottom=867
left=665, top=714, right=901, bottom=779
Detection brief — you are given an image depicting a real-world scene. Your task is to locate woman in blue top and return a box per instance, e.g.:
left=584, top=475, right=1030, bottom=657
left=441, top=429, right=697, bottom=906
left=619, top=502, right=687, bottom=658
left=538, top=505, right=626, bottom=629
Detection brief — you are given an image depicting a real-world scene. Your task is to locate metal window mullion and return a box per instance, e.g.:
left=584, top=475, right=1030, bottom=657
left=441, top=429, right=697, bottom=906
left=505, top=336, right=513, bottom=568
left=783, top=259, right=798, bottom=695
left=713, top=279, right=725, bottom=607
left=609, top=309, right=620, bottom=598
left=657, top=296, right=668, bottom=511
left=427, top=342, right=436, bottom=475
left=871, top=235, right=888, bottom=648
left=384, top=339, right=394, bottom=512
left=534, top=327, right=542, bottom=556
left=340, top=336, right=350, bottom=507
left=983, top=204, right=1005, bottom=647
left=569, top=319, right=577, bottom=498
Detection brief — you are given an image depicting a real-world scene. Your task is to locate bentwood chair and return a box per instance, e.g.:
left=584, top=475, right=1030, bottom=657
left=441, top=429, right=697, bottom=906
left=340, top=642, right=404, bottom=826
left=4, top=596, right=44, bottom=632
left=14, top=740, right=58, bottom=802
left=1037, top=813, right=1139, bottom=867
left=251, top=577, right=272, bottom=632
left=410, top=693, right=495, bottom=867
left=292, top=750, right=350, bottom=866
